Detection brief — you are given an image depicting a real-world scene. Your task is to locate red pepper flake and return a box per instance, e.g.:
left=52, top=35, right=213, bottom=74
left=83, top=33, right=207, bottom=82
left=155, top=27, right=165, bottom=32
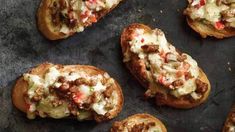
left=195, top=0, right=206, bottom=9
left=200, top=0, right=205, bottom=6
left=141, top=38, right=145, bottom=43
left=72, top=92, right=84, bottom=104
left=80, top=11, right=90, bottom=19
left=215, top=21, right=225, bottom=30
left=89, top=15, right=97, bottom=23
left=157, top=75, right=165, bottom=84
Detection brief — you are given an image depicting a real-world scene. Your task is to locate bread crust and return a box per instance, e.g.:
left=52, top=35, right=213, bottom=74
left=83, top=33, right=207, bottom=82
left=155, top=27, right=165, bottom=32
left=37, top=0, right=122, bottom=40
left=184, top=0, right=235, bottom=39
left=186, top=18, right=235, bottom=39
left=110, top=113, right=167, bottom=132
left=121, top=23, right=211, bottom=109
left=223, top=104, right=235, bottom=132
left=12, top=63, right=124, bottom=122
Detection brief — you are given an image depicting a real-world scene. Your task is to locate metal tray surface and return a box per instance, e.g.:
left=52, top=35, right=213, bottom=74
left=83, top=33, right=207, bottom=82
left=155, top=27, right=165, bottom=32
left=0, top=0, right=235, bottom=132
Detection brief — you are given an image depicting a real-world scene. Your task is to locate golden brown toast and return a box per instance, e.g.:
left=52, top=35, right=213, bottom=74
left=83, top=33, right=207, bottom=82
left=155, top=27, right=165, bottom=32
left=111, top=113, right=167, bottom=132
left=12, top=63, right=123, bottom=122
left=223, top=104, right=235, bottom=132
left=121, top=23, right=211, bottom=109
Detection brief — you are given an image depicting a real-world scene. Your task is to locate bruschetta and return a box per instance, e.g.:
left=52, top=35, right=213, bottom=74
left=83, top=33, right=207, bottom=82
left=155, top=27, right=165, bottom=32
left=111, top=113, right=167, bottom=132
left=184, top=0, right=235, bottom=39
left=223, top=104, right=235, bottom=132
left=121, top=23, right=211, bottom=109
left=12, top=63, right=123, bottom=122
left=37, top=0, right=122, bottom=40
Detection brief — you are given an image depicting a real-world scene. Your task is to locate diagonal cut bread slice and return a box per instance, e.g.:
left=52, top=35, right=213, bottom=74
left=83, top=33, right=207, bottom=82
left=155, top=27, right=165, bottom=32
left=37, top=0, right=123, bottom=40
left=223, top=104, right=235, bottom=132
left=121, top=23, right=211, bottom=109
left=110, top=113, right=167, bottom=132
left=12, top=62, right=123, bottom=122
left=184, top=0, right=235, bottom=39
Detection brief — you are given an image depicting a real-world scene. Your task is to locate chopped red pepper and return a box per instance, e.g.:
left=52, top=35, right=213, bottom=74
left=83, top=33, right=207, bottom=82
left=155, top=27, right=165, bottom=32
left=195, top=0, right=206, bottom=9
left=200, top=0, right=205, bottom=6
left=157, top=75, right=165, bottom=84
left=215, top=21, right=225, bottom=30
left=80, top=11, right=90, bottom=19
left=141, top=38, right=145, bottom=43
left=72, top=92, right=84, bottom=104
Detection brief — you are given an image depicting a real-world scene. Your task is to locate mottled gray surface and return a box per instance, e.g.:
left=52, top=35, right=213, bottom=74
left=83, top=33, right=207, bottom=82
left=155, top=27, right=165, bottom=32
left=0, top=0, right=235, bottom=132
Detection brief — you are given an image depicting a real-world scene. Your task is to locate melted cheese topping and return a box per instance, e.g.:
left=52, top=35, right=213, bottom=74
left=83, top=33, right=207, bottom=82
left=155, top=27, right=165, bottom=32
left=23, top=66, right=117, bottom=119
left=125, top=28, right=201, bottom=99
left=52, top=0, right=120, bottom=34
left=186, top=0, right=235, bottom=28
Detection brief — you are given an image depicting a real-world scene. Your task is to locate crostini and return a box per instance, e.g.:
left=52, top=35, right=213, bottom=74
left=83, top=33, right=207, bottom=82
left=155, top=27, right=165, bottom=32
left=223, top=104, right=235, bottom=132
left=111, top=113, right=167, bottom=132
left=121, top=23, right=211, bottom=109
left=184, top=0, right=235, bottom=38
left=37, top=0, right=122, bottom=40
left=12, top=63, right=123, bottom=122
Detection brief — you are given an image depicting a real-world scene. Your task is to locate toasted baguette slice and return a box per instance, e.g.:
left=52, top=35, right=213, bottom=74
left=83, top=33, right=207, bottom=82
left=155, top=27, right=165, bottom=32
left=223, top=104, right=235, bottom=132
left=111, top=113, right=167, bottom=132
left=121, top=23, right=211, bottom=109
left=12, top=63, right=123, bottom=122
left=184, top=0, right=235, bottom=39
left=37, top=0, right=122, bottom=40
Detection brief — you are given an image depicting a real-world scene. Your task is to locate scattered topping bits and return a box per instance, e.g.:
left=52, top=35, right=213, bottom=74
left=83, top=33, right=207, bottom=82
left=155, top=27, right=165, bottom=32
left=72, top=92, right=84, bottom=104
left=185, top=72, right=193, bottom=80
left=195, top=79, right=208, bottom=94
left=58, top=76, right=66, bottom=83
left=177, top=54, right=187, bottom=62
left=141, top=45, right=159, bottom=53
left=24, top=66, right=116, bottom=119
left=59, top=83, right=70, bottom=91
left=131, top=123, right=145, bottom=131
left=128, top=28, right=201, bottom=99
left=172, top=79, right=184, bottom=87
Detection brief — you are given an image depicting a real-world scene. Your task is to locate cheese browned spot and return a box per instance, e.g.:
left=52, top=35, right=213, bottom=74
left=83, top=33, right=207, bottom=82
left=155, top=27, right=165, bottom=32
left=23, top=66, right=118, bottom=120
left=124, top=28, right=208, bottom=100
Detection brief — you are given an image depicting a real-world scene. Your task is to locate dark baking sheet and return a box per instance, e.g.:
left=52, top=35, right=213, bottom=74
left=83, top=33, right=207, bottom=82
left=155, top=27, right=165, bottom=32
left=0, top=0, right=235, bottom=132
